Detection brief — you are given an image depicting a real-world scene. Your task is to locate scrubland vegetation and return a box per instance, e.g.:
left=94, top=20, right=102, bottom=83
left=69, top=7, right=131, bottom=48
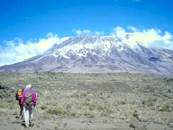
left=0, top=72, right=173, bottom=130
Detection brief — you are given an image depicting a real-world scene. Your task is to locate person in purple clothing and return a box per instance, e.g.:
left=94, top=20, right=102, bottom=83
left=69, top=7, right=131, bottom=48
left=21, top=83, right=38, bottom=127
left=15, top=79, right=24, bottom=119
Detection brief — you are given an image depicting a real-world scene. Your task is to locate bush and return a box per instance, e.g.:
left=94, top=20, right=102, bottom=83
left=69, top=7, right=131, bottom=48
left=159, top=104, right=171, bottom=112
left=142, top=97, right=156, bottom=107
left=40, top=105, right=47, bottom=110
left=47, top=106, right=67, bottom=115
left=83, top=112, right=95, bottom=118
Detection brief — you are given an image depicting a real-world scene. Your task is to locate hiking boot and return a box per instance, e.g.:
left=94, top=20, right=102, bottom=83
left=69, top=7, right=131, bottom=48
left=15, top=115, right=20, bottom=119
left=29, top=121, right=34, bottom=127
left=25, top=123, right=29, bottom=128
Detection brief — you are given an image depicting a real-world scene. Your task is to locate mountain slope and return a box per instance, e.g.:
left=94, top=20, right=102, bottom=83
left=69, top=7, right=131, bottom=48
left=0, top=35, right=173, bottom=75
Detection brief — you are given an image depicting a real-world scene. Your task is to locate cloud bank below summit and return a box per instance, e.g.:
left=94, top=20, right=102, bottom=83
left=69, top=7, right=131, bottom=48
left=0, top=26, right=173, bottom=66
left=0, top=33, right=60, bottom=66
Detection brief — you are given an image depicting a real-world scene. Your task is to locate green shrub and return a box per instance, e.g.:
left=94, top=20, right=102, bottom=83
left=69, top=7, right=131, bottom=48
left=159, top=104, right=171, bottom=112
left=69, top=112, right=76, bottom=117
left=40, top=105, right=47, bottom=110
left=54, top=123, right=60, bottom=130
left=83, top=112, right=95, bottom=118
left=47, top=106, right=67, bottom=115
left=142, top=97, right=156, bottom=107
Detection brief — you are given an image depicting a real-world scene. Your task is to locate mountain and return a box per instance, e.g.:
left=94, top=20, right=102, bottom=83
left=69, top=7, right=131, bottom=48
left=0, top=35, right=173, bottom=75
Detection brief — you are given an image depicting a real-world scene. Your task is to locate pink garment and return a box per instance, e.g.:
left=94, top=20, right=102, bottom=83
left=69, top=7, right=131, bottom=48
left=21, top=88, right=38, bottom=106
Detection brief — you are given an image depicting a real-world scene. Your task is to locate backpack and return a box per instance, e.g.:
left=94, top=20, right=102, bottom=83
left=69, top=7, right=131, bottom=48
left=16, top=88, right=23, bottom=100
left=25, top=92, right=33, bottom=106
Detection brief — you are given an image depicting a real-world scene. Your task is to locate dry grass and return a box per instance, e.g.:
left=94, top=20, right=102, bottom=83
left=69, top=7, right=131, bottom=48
left=0, top=72, right=173, bottom=124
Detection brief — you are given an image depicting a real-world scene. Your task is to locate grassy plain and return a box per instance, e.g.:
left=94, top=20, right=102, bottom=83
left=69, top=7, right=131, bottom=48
left=0, top=72, right=173, bottom=130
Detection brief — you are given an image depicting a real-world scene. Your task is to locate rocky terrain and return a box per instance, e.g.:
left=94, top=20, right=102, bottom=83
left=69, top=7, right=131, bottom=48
left=0, top=72, right=173, bottom=130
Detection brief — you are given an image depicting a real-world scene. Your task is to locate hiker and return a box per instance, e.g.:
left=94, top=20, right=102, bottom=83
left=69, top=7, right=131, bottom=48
left=21, top=83, right=38, bottom=127
left=15, top=80, right=24, bottom=118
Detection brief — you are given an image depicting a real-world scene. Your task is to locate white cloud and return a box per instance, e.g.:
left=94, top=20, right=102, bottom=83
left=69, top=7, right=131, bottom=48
left=0, top=27, right=173, bottom=66
left=73, top=29, right=91, bottom=35
left=112, top=26, right=173, bottom=49
left=0, top=33, right=60, bottom=66
left=73, top=29, right=104, bottom=35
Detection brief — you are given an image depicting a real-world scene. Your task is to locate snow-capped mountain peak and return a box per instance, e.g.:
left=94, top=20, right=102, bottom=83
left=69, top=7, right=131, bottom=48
left=0, top=35, right=173, bottom=75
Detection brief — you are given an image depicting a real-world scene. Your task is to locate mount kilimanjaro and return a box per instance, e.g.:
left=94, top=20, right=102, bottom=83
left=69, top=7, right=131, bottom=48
left=0, top=35, right=173, bottom=75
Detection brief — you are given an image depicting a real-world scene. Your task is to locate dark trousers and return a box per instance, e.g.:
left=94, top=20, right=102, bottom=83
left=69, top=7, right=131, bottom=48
left=19, top=100, right=23, bottom=116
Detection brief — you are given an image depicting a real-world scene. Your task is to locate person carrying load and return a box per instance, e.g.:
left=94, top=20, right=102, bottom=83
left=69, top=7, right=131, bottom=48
left=16, top=79, right=24, bottom=118
left=21, top=83, right=38, bottom=127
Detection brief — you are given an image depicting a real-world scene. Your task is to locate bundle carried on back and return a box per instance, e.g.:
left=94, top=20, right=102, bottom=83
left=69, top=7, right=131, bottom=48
left=21, top=86, right=37, bottom=107
left=21, top=83, right=38, bottom=127
left=16, top=88, right=23, bottom=100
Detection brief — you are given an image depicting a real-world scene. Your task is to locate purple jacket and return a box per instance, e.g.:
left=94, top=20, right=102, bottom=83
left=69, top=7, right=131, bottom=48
left=21, top=88, right=38, bottom=106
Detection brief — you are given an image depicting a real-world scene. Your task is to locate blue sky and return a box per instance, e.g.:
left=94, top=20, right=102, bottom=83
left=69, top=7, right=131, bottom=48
left=0, top=0, right=173, bottom=41
left=0, top=0, right=173, bottom=66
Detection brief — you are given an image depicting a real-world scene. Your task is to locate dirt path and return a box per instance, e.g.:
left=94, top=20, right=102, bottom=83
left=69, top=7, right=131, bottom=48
left=0, top=111, right=133, bottom=130
left=1, top=111, right=173, bottom=130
